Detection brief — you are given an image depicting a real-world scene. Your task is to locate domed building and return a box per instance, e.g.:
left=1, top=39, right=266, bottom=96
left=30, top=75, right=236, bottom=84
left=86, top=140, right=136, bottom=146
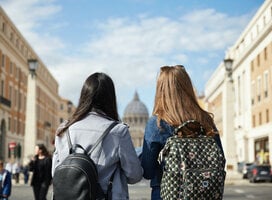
left=123, top=91, right=149, bottom=147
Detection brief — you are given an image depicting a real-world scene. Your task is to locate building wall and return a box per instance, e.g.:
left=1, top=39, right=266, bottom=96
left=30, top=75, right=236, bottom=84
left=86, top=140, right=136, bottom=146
left=123, top=113, right=148, bottom=147
left=58, top=98, right=76, bottom=124
left=122, top=92, right=149, bottom=148
left=205, top=0, right=272, bottom=169
left=0, top=6, right=62, bottom=162
left=249, top=41, right=272, bottom=164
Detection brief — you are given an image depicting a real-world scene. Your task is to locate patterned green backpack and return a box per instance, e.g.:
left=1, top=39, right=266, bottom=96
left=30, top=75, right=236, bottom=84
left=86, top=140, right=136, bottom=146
left=158, top=120, right=226, bottom=200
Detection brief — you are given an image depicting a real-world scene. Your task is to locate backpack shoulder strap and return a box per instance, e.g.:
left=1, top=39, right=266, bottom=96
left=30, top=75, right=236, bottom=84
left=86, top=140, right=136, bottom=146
left=65, top=129, right=73, bottom=153
left=88, top=121, right=119, bottom=155
left=174, top=119, right=205, bottom=137
left=65, top=121, right=118, bottom=155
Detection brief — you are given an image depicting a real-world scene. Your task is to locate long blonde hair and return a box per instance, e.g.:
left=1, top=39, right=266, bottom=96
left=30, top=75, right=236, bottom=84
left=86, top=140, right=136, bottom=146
left=153, top=65, right=216, bottom=136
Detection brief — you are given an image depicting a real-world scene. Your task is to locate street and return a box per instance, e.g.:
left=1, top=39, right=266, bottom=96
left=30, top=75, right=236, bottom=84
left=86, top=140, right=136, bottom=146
left=10, top=178, right=272, bottom=200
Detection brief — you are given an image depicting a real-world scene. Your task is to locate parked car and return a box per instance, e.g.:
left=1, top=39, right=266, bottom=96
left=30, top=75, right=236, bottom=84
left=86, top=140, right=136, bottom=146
left=247, top=164, right=272, bottom=183
left=242, top=162, right=254, bottom=179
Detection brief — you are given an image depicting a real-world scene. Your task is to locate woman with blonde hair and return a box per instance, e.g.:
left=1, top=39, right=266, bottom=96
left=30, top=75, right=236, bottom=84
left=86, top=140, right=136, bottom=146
left=141, top=65, right=224, bottom=199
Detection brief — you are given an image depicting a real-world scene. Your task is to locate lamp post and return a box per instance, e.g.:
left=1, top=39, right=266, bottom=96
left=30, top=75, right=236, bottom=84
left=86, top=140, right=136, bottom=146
left=27, top=59, right=39, bottom=77
left=224, top=58, right=233, bottom=80
left=23, top=59, right=39, bottom=164
left=222, top=57, right=237, bottom=172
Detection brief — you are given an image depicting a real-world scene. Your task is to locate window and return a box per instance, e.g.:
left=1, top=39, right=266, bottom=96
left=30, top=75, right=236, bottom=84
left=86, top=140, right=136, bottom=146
left=251, top=61, right=254, bottom=72
left=259, top=112, right=262, bottom=125
left=10, top=62, right=13, bottom=74
left=264, top=71, right=268, bottom=98
left=14, top=89, right=17, bottom=107
left=2, top=22, right=5, bottom=33
left=255, top=137, right=269, bottom=164
left=8, top=117, right=11, bottom=131
left=238, top=76, right=241, bottom=114
left=251, top=81, right=255, bottom=105
left=10, top=32, right=14, bottom=42
left=8, top=86, right=12, bottom=100
left=257, top=76, right=261, bottom=102
left=2, top=54, right=5, bottom=67
left=257, top=54, right=260, bottom=66
left=252, top=115, right=256, bottom=127
left=19, top=92, right=22, bottom=110
left=264, top=47, right=267, bottom=60
left=266, top=109, right=269, bottom=123
left=1, top=80, right=4, bottom=96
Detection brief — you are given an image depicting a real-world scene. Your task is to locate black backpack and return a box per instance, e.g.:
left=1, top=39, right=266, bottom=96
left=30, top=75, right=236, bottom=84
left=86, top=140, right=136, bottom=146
left=53, top=121, right=118, bottom=200
left=158, top=120, right=226, bottom=200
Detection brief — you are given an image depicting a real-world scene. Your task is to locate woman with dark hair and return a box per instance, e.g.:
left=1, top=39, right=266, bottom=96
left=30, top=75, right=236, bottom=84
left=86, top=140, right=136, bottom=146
left=52, top=72, right=142, bottom=199
left=29, top=144, right=52, bottom=200
left=141, top=65, right=225, bottom=200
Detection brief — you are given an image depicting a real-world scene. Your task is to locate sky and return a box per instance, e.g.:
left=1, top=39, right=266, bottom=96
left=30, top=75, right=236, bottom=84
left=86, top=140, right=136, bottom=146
left=0, top=0, right=265, bottom=117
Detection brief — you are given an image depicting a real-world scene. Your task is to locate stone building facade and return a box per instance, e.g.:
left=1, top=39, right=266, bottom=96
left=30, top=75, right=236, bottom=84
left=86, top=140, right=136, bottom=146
left=0, top=6, right=73, bottom=164
left=123, top=91, right=149, bottom=147
left=205, top=0, right=272, bottom=170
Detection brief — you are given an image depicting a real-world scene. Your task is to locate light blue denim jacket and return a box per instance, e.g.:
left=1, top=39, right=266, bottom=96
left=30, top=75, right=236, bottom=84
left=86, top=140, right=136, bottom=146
left=141, top=115, right=224, bottom=189
left=52, top=112, right=143, bottom=200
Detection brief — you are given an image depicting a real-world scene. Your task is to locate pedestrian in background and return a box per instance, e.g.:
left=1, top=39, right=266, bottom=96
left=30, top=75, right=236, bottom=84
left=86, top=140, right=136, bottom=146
left=22, top=165, right=29, bottom=184
left=52, top=72, right=143, bottom=199
left=4, top=161, right=12, bottom=174
left=0, top=160, right=12, bottom=200
left=141, top=65, right=225, bottom=200
left=29, top=144, right=52, bottom=200
left=12, top=162, right=20, bottom=184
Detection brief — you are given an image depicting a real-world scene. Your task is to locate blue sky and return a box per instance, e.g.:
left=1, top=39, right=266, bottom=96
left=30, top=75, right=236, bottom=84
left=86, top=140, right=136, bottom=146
left=0, top=0, right=264, bottom=117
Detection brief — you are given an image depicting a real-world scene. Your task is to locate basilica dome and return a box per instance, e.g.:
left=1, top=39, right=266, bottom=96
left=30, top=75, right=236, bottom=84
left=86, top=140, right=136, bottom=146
left=123, top=91, right=149, bottom=118
left=122, top=91, right=149, bottom=147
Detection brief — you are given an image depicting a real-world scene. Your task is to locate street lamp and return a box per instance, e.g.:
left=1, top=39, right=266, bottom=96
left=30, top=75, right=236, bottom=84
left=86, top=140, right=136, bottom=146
left=24, top=58, right=39, bottom=164
left=28, top=59, right=39, bottom=77
left=222, top=56, right=236, bottom=171
left=224, top=58, right=233, bottom=79
left=224, top=58, right=233, bottom=72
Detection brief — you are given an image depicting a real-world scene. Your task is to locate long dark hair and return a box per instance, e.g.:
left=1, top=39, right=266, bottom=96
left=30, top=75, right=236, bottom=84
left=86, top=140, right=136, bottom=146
left=57, top=72, right=119, bottom=136
left=37, top=143, right=50, bottom=157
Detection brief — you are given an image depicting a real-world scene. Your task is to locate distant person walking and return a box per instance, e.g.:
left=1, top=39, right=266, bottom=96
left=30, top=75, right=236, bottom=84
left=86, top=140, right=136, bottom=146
left=4, top=161, right=12, bottom=174
left=0, top=160, right=12, bottom=200
left=12, top=162, right=20, bottom=184
left=141, top=65, right=225, bottom=199
left=29, top=144, right=52, bottom=200
left=22, top=165, right=29, bottom=184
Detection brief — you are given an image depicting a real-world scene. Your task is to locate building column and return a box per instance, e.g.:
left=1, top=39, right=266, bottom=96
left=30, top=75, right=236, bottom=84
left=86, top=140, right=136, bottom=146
left=222, top=58, right=237, bottom=171
left=23, top=59, right=38, bottom=165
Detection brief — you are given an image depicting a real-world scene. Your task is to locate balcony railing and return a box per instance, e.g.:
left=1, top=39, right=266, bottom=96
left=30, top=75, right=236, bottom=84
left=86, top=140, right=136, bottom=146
left=0, top=95, right=11, bottom=107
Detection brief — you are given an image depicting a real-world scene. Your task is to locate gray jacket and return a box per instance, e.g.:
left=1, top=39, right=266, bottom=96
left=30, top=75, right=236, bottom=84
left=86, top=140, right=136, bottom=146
left=52, top=112, right=143, bottom=199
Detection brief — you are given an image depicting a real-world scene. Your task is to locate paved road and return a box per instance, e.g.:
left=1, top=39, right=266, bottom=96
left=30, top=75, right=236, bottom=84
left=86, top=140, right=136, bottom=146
left=10, top=178, right=272, bottom=200
left=10, top=179, right=151, bottom=200
left=224, top=183, right=272, bottom=200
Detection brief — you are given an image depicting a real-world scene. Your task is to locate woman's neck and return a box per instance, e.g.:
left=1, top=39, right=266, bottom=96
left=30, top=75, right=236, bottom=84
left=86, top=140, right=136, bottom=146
left=38, top=155, right=45, bottom=159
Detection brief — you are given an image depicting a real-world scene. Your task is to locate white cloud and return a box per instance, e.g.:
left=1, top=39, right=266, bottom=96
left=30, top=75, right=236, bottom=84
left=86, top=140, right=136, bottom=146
left=0, top=0, right=61, bottom=31
left=0, top=0, right=253, bottom=113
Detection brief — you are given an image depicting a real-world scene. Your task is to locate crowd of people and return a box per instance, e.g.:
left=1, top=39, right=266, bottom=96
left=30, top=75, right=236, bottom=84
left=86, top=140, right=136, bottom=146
left=0, top=66, right=225, bottom=200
